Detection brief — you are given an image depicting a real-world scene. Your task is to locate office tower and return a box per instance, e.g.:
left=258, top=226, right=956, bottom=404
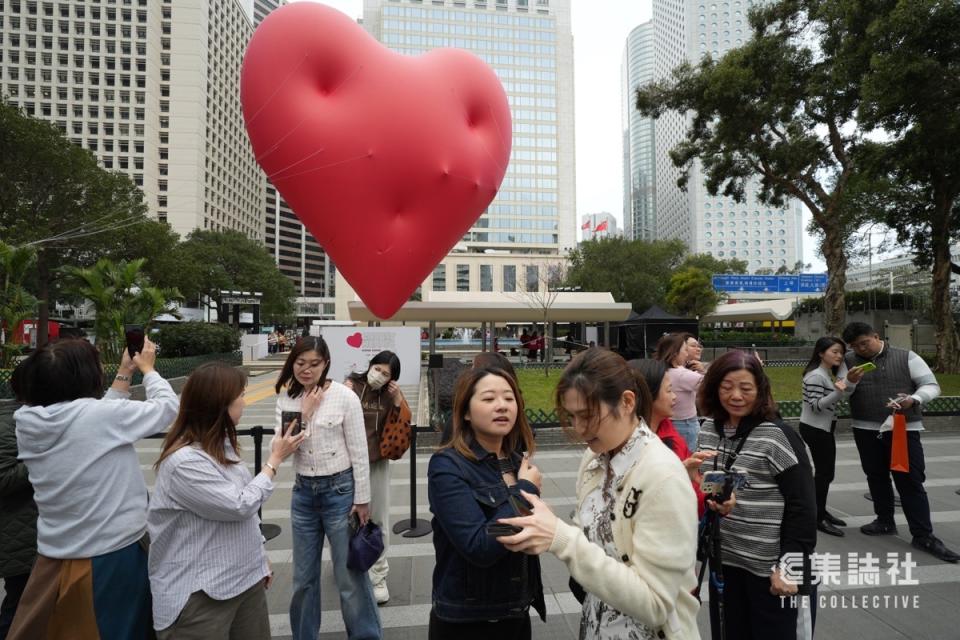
left=363, top=0, right=575, bottom=256
left=621, top=21, right=656, bottom=241
left=0, top=0, right=265, bottom=240
left=253, top=0, right=282, bottom=24
left=264, top=182, right=335, bottom=299
left=651, top=0, right=802, bottom=272
left=247, top=0, right=336, bottom=316
left=580, top=212, right=618, bottom=242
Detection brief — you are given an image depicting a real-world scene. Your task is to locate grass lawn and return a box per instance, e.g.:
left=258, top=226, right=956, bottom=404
left=516, top=366, right=960, bottom=414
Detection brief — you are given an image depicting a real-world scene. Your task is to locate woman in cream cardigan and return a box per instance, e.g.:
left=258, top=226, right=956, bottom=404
left=498, top=348, right=701, bottom=640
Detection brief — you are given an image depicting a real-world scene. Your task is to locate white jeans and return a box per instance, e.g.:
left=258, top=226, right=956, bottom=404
left=368, top=459, right=390, bottom=585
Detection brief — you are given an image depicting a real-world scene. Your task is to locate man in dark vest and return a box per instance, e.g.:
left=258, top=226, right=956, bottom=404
left=842, top=322, right=959, bottom=563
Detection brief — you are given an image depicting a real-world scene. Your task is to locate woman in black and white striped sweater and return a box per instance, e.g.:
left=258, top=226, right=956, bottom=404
left=800, top=337, right=848, bottom=537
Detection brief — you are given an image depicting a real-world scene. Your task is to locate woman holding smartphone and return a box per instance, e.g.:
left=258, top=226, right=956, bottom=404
left=274, top=337, right=382, bottom=640
left=427, top=367, right=545, bottom=640
left=800, top=337, right=849, bottom=537
left=148, top=363, right=304, bottom=639
left=497, top=349, right=700, bottom=640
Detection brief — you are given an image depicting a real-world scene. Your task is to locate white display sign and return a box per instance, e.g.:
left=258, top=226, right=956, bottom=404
left=319, top=327, right=421, bottom=386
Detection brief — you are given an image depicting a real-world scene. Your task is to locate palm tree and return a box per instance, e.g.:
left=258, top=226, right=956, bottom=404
left=61, top=258, right=182, bottom=362
left=0, top=241, right=38, bottom=368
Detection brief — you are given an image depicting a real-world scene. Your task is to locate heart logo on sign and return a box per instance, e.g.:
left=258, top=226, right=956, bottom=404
left=346, top=333, right=363, bottom=349
left=241, top=4, right=512, bottom=319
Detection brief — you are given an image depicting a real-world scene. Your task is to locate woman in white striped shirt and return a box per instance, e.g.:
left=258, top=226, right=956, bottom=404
left=148, top=362, right=304, bottom=639
left=275, top=336, right=383, bottom=640
left=800, top=337, right=849, bottom=537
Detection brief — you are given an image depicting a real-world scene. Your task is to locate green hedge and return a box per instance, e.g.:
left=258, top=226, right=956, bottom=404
left=700, top=330, right=808, bottom=346
left=154, top=322, right=241, bottom=357
left=0, top=351, right=241, bottom=399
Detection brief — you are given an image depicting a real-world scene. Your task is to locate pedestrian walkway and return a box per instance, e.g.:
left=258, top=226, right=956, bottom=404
left=132, top=373, right=960, bottom=640
left=7, top=371, right=959, bottom=639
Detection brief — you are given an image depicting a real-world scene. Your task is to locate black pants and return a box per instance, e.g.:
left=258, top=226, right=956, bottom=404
left=0, top=573, right=30, bottom=640
left=853, top=428, right=932, bottom=537
left=799, top=423, right=836, bottom=522
left=708, top=565, right=815, bottom=640
left=428, top=611, right=531, bottom=640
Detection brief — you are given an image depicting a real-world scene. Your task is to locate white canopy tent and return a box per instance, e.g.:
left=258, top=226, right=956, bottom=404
left=701, top=298, right=797, bottom=323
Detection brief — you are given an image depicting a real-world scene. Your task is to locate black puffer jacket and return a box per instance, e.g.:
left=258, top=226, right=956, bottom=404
left=0, top=400, right=37, bottom=577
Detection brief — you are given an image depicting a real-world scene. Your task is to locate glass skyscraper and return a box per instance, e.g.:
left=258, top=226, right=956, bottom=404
left=363, top=0, right=575, bottom=256
left=621, top=21, right=656, bottom=242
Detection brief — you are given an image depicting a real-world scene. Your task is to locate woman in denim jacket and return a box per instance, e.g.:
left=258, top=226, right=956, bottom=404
left=427, top=367, right=546, bottom=640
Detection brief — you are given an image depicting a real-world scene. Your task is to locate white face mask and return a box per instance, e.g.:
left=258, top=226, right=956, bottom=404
left=367, top=369, right=390, bottom=390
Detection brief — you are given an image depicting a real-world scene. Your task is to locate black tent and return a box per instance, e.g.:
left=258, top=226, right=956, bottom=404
left=612, top=305, right=699, bottom=360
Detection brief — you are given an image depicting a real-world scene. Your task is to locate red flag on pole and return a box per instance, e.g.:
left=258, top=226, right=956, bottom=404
left=581, top=219, right=591, bottom=230
left=595, top=220, right=609, bottom=232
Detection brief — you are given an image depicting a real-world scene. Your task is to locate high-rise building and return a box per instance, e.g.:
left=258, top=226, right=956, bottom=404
left=580, top=212, right=619, bottom=242
left=264, top=182, right=334, bottom=298
left=621, top=21, right=656, bottom=242
left=0, top=0, right=265, bottom=241
left=362, top=0, right=576, bottom=256
left=252, top=0, right=282, bottom=25
left=651, top=0, right=803, bottom=272
left=246, top=0, right=336, bottom=320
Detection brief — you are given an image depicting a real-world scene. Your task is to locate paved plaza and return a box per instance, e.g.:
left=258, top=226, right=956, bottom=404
left=7, top=370, right=960, bottom=639
left=205, top=372, right=960, bottom=639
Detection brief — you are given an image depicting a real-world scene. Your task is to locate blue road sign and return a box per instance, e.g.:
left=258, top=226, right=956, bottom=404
left=712, top=273, right=828, bottom=294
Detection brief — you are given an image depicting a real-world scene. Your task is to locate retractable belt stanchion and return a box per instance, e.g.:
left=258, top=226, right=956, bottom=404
left=393, top=354, right=442, bottom=538
left=391, top=425, right=433, bottom=538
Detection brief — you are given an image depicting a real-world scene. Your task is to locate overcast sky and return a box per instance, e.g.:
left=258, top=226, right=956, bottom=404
left=288, top=0, right=827, bottom=269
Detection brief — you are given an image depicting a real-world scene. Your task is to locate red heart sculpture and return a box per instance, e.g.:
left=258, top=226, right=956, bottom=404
left=241, top=4, right=512, bottom=319
left=346, top=332, right=363, bottom=349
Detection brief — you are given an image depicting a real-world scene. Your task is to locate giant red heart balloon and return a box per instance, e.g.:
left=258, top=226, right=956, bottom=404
left=241, top=3, right=512, bottom=319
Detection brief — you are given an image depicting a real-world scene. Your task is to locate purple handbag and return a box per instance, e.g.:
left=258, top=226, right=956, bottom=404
left=347, top=516, right=384, bottom=572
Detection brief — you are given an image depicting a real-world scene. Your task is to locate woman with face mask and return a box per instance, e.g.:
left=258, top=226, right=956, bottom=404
left=345, top=351, right=411, bottom=605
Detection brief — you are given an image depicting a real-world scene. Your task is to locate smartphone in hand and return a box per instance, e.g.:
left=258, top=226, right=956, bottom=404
left=486, top=522, right=522, bottom=537
left=281, top=411, right=302, bottom=436
left=124, top=324, right=145, bottom=358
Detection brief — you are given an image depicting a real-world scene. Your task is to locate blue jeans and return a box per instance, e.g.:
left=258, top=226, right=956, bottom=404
left=673, top=417, right=701, bottom=452
left=289, top=469, right=382, bottom=640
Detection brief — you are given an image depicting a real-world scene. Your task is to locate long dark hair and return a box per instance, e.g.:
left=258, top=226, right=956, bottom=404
left=348, top=350, right=401, bottom=385
left=803, top=337, right=846, bottom=377
left=444, top=367, right=536, bottom=461
left=698, top=350, right=778, bottom=425
left=627, top=358, right=669, bottom=402
left=156, top=362, right=246, bottom=469
left=274, top=336, right=332, bottom=398
left=555, top=348, right=653, bottom=438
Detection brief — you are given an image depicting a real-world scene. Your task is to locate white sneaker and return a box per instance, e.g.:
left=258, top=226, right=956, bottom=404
left=373, top=580, right=390, bottom=605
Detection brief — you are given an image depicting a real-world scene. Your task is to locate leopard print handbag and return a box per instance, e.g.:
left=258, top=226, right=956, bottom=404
left=379, top=401, right=412, bottom=460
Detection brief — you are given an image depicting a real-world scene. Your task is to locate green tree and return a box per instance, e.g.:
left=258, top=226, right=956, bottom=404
left=635, top=0, right=874, bottom=336
left=854, top=0, right=960, bottom=371
left=167, top=230, right=296, bottom=324
left=666, top=266, right=722, bottom=318
left=0, top=102, right=150, bottom=347
left=61, top=258, right=182, bottom=362
left=566, top=238, right=687, bottom=313
left=0, top=242, right=37, bottom=368
left=677, top=253, right=748, bottom=276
